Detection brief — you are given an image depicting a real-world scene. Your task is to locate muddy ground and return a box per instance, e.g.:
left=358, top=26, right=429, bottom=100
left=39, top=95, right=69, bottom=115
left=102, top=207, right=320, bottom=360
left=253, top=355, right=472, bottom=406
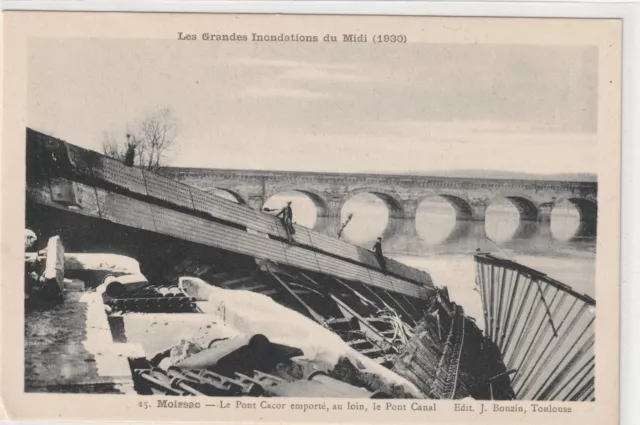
left=24, top=292, right=122, bottom=393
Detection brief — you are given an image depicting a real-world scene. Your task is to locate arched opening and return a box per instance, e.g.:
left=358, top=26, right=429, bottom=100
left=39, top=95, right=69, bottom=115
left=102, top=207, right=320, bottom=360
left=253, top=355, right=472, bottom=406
left=439, top=194, right=474, bottom=220
left=415, top=196, right=457, bottom=245
left=263, top=190, right=326, bottom=229
left=340, top=191, right=403, bottom=245
left=485, top=196, right=539, bottom=242
left=414, top=194, right=474, bottom=244
left=210, top=188, right=245, bottom=204
left=551, top=198, right=597, bottom=241
left=505, top=196, right=539, bottom=221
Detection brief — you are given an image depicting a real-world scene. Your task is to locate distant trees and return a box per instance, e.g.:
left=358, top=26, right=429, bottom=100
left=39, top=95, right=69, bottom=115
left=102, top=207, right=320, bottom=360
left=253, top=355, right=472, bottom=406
left=102, top=107, right=179, bottom=174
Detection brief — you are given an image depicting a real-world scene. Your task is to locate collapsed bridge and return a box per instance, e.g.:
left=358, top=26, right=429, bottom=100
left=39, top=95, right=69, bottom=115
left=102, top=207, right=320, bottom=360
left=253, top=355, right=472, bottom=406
left=25, top=128, right=593, bottom=401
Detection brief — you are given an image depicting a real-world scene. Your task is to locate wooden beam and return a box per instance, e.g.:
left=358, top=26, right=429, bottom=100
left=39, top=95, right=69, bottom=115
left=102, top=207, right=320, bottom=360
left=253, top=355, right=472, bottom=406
left=341, top=278, right=393, bottom=311
left=297, top=271, right=327, bottom=291
left=286, top=281, right=325, bottom=299
left=265, top=266, right=326, bottom=324
left=328, top=294, right=397, bottom=352
left=379, top=289, right=417, bottom=327
left=399, top=294, right=422, bottom=318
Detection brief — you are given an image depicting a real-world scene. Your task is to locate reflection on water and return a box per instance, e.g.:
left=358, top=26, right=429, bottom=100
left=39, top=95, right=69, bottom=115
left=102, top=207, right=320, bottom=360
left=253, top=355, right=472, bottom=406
left=415, top=198, right=456, bottom=244
left=551, top=200, right=581, bottom=241
left=256, top=192, right=594, bottom=323
left=485, top=200, right=520, bottom=242
left=264, top=193, right=589, bottom=250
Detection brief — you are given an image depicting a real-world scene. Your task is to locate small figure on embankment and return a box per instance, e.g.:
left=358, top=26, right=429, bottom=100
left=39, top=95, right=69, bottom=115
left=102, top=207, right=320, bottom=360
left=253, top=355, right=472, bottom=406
left=372, top=237, right=387, bottom=273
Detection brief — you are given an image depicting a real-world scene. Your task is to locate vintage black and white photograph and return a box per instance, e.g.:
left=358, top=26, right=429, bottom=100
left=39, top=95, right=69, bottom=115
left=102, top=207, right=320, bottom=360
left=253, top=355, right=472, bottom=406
left=17, top=13, right=619, bottom=410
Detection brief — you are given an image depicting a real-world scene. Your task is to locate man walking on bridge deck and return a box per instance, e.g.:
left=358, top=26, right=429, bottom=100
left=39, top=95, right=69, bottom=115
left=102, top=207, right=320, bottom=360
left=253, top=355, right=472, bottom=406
left=372, top=237, right=386, bottom=273
left=276, top=201, right=296, bottom=243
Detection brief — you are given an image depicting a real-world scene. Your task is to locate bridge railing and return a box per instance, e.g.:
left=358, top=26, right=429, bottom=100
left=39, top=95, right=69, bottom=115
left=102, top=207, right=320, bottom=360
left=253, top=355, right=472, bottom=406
left=26, top=128, right=433, bottom=289
left=474, top=253, right=595, bottom=401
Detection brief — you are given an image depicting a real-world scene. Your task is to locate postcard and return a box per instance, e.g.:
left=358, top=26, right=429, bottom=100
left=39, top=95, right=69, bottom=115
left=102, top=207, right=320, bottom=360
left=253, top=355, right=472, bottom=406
left=0, top=10, right=622, bottom=424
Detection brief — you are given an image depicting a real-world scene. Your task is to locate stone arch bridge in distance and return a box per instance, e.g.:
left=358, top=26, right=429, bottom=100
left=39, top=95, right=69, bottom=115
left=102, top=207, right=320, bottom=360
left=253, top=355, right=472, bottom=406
left=162, top=168, right=597, bottom=255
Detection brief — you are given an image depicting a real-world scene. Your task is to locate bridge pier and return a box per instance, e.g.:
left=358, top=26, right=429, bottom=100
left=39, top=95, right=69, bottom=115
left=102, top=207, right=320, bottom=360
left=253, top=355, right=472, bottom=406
left=383, top=199, right=429, bottom=253
left=535, top=203, right=554, bottom=244
left=442, top=220, right=494, bottom=253
left=311, top=196, right=342, bottom=237
left=531, top=221, right=554, bottom=249
left=470, top=202, right=487, bottom=221
left=384, top=218, right=425, bottom=254
left=538, top=203, right=553, bottom=225
left=501, top=223, right=553, bottom=252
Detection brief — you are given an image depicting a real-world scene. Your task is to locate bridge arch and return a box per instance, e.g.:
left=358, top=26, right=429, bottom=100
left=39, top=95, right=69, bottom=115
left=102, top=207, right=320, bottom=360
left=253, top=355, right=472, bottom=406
left=209, top=188, right=247, bottom=205
left=335, top=188, right=405, bottom=243
left=340, top=188, right=405, bottom=219
left=485, top=195, right=540, bottom=241
left=292, top=190, right=328, bottom=217
left=412, top=193, right=475, bottom=245
left=434, top=193, right=474, bottom=221
left=505, top=196, right=539, bottom=221
left=551, top=197, right=597, bottom=239
left=263, top=189, right=328, bottom=229
left=486, top=194, right=540, bottom=220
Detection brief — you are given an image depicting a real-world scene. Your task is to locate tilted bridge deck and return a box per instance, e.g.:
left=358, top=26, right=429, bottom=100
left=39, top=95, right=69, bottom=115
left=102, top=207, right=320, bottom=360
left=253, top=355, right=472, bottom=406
left=26, top=128, right=434, bottom=301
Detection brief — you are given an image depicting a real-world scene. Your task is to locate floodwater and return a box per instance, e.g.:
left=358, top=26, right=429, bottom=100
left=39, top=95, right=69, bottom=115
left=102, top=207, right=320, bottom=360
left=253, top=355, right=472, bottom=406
left=263, top=192, right=596, bottom=327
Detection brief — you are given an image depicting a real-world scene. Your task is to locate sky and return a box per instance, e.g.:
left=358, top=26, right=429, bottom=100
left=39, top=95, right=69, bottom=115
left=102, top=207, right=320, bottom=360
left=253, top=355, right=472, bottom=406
left=27, top=38, right=599, bottom=175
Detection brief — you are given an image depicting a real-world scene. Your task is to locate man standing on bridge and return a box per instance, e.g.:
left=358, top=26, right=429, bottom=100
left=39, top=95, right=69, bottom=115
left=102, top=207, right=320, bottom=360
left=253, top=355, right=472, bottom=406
left=275, top=201, right=296, bottom=243
left=123, top=134, right=137, bottom=167
left=372, top=237, right=386, bottom=273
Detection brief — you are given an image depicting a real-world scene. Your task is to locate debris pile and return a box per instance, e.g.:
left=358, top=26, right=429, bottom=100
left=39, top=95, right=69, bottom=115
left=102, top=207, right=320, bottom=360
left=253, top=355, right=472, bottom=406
left=130, top=334, right=414, bottom=398
left=393, top=289, right=515, bottom=400
left=23, top=233, right=515, bottom=400
left=118, top=277, right=424, bottom=398
left=64, top=253, right=142, bottom=289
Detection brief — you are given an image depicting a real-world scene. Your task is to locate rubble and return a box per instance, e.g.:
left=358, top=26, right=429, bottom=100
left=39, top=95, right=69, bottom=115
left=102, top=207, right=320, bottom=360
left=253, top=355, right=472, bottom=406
left=23, top=234, right=514, bottom=399
left=131, top=337, right=411, bottom=398
left=100, top=274, right=149, bottom=299
left=116, top=277, right=424, bottom=398
left=177, top=277, right=425, bottom=395
left=64, top=254, right=142, bottom=289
